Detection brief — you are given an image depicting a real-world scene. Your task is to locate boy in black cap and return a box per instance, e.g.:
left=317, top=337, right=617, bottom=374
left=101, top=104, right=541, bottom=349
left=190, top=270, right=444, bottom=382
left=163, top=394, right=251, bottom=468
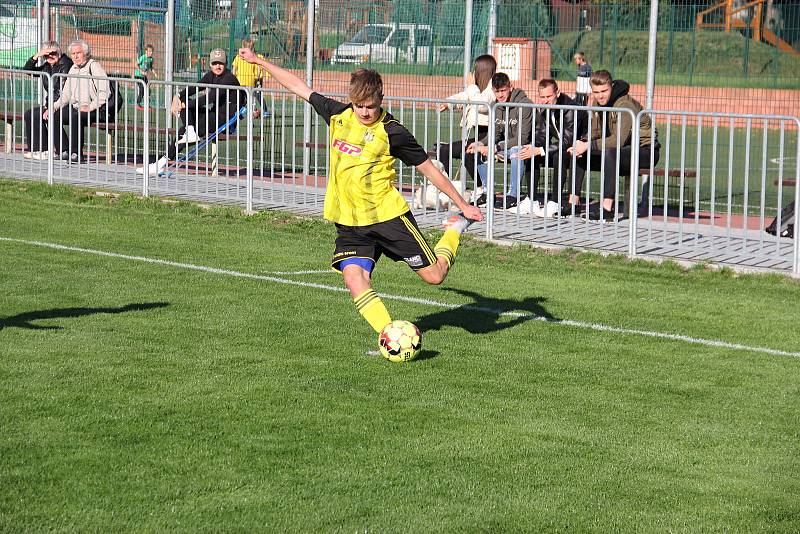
left=138, top=48, right=243, bottom=175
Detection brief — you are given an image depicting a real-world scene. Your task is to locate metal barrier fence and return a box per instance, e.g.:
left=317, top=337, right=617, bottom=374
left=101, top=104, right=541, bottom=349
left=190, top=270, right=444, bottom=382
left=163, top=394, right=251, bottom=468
left=631, top=110, right=800, bottom=272
left=484, top=101, right=643, bottom=254
left=1, top=67, right=798, bottom=275
left=1, top=68, right=148, bottom=192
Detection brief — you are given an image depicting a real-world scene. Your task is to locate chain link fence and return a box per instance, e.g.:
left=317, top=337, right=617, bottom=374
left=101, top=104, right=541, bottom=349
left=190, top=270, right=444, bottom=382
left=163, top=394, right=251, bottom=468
left=2, top=1, right=799, bottom=119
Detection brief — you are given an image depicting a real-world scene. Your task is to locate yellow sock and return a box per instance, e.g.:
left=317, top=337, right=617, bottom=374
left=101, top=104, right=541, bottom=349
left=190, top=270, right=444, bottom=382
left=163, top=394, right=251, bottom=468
left=353, top=289, right=392, bottom=333
left=434, top=229, right=461, bottom=268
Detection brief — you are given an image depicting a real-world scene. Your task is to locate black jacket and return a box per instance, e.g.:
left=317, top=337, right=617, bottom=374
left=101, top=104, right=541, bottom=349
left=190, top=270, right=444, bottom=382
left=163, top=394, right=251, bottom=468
left=179, top=69, right=244, bottom=121
left=534, top=92, right=586, bottom=154
left=22, top=53, right=74, bottom=104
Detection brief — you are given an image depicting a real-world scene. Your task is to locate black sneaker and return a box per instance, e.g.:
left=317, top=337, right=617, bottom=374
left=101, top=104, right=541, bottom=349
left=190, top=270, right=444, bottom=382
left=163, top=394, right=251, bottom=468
left=586, top=206, right=616, bottom=221
left=494, top=195, right=519, bottom=209
left=475, top=193, right=488, bottom=206
left=559, top=203, right=582, bottom=217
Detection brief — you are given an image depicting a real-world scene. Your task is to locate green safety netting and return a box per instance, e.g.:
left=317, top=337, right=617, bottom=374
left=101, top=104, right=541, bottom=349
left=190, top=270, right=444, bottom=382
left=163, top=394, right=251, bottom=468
left=2, top=1, right=800, bottom=88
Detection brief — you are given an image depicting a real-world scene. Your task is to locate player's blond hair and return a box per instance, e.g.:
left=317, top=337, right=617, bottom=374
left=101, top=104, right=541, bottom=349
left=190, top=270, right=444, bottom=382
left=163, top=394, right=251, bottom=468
left=349, top=69, right=383, bottom=104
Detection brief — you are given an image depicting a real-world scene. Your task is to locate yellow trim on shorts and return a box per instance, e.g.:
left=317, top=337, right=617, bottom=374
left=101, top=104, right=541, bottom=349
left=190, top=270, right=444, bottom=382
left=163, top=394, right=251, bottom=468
left=399, top=213, right=436, bottom=265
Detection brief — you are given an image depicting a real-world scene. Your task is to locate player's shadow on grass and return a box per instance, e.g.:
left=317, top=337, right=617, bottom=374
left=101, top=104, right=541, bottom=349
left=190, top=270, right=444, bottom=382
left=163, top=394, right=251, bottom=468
left=0, top=302, right=169, bottom=331
left=412, top=349, right=439, bottom=362
left=415, top=289, right=558, bottom=335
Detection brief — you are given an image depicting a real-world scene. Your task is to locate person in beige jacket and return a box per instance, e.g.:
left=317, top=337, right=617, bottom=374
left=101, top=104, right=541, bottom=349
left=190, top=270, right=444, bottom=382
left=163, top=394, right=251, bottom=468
left=44, top=39, right=111, bottom=162
left=567, top=70, right=659, bottom=220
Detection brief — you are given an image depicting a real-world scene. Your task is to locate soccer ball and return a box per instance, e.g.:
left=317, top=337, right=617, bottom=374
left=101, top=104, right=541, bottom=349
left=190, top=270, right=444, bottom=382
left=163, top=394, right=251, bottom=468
left=378, top=320, right=422, bottom=362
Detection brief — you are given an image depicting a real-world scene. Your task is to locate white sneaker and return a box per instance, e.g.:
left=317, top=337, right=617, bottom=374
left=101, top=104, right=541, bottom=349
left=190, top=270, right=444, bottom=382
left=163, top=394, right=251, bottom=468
left=470, top=186, right=485, bottom=204
left=507, top=196, right=533, bottom=215
left=31, top=151, right=49, bottom=160
left=442, top=212, right=474, bottom=234
left=23, top=151, right=34, bottom=159
left=542, top=200, right=560, bottom=218
left=177, top=125, right=199, bottom=144
left=136, top=156, right=168, bottom=176
left=531, top=200, right=544, bottom=217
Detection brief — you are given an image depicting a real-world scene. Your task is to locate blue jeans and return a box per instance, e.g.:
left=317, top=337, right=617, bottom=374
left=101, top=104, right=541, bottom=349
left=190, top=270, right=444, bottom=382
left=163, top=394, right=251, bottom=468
left=476, top=145, right=528, bottom=199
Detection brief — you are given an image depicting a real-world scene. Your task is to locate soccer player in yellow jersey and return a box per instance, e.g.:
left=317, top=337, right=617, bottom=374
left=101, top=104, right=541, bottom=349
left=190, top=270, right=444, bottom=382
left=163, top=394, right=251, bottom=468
left=232, top=39, right=270, bottom=118
left=238, top=48, right=483, bottom=336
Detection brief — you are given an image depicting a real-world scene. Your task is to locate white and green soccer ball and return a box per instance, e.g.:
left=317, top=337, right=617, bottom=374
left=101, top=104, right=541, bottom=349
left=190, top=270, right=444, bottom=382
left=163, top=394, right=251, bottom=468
left=378, top=320, right=422, bottom=363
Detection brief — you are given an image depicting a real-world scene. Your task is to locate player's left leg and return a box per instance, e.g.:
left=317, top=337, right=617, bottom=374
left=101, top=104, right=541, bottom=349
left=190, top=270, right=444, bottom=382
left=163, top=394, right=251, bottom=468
left=370, top=212, right=472, bottom=287
left=418, top=212, right=474, bottom=285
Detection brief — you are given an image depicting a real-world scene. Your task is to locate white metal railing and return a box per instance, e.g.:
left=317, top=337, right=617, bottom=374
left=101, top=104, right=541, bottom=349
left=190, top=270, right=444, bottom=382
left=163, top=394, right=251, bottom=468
left=2, top=66, right=798, bottom=275
left=633, top=110, right=800, bottom=274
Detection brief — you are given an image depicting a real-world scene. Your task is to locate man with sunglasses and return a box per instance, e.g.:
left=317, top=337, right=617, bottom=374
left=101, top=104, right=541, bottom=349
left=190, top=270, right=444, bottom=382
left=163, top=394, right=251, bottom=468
left=21, top=41, right=73, bottom=159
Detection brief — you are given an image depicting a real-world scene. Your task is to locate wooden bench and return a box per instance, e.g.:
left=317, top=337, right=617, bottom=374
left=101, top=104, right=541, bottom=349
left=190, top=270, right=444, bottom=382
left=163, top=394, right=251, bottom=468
left=1, top=111, right=23, bottom=154
left=1, top=109, right=116, bottom=162
left=625, top=167, right=698, bottom=217
left=295, top=142, right=326, bottom=149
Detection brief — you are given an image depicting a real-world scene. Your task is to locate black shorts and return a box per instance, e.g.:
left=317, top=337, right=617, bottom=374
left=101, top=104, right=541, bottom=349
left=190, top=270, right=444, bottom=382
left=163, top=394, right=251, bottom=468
left=332, top=212, right=437, bottom=273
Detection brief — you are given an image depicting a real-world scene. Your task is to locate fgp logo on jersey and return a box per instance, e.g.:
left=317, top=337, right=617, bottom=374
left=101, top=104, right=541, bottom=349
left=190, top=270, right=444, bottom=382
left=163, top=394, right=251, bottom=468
left=333, top=139, right=362, bottom=156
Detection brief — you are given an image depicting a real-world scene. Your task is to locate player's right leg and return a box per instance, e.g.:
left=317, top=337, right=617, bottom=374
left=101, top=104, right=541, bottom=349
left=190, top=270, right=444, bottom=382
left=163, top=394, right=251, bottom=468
left=332, top=226, right=391, bottom=334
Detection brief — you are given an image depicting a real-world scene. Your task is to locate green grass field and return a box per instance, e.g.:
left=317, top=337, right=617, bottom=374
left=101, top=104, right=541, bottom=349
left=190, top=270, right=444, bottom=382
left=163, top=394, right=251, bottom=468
left=2, top=178, right=800, bottom=531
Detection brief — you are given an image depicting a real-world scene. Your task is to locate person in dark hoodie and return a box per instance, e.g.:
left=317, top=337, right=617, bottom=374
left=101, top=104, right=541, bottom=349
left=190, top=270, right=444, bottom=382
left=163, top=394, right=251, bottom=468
left=567, top=70, right=659, bottom=221
left=508, top=78, right=587, bottom=216
left=138, top=48, right=244, bottom=176
left=21, top=41, right=73, bottom=159
left=466, top=72, right=534, bottom=209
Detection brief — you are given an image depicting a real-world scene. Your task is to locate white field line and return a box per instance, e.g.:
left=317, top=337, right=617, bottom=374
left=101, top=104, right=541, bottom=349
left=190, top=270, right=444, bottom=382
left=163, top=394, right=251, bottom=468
left=269, top=269, right=335, bottom=275
left=3, top=236, right=799, bottom=360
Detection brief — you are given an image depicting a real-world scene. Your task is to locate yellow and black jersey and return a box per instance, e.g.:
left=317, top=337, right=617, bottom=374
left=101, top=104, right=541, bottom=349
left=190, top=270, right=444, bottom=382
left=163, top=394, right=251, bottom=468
left=309, top=92, right=428, bottom=227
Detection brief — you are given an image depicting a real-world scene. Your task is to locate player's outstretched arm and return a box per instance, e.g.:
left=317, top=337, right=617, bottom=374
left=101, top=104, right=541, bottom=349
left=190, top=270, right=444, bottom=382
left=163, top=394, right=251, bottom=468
left=238, top=48, right=312, bottom=102
left=416, top=159, right=483, bottom=222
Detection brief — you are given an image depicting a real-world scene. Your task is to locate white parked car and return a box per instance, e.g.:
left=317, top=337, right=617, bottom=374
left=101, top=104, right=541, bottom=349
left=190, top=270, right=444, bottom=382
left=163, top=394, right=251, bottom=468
left=331, top=23, right=434, bottom=65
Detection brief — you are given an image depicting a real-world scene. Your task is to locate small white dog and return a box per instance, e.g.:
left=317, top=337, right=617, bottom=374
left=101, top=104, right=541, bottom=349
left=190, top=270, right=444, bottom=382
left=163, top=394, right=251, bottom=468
left=413, top=159, right=471, bottom=210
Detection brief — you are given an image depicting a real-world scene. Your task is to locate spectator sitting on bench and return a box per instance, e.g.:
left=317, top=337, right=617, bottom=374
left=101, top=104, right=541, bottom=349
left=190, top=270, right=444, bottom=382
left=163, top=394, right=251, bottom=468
left=432, top=54, right=496, bottom=195
left=43, top=39, right=111, bottom=163
left=506, top=78, right=586, bottom=216
left=137, top=48, right=243, bottom=176
left=567, top=70, right=660, bottom=221
left=466, top=72, right=534, bottom=209
left=21, top=40, right=73, bottom=160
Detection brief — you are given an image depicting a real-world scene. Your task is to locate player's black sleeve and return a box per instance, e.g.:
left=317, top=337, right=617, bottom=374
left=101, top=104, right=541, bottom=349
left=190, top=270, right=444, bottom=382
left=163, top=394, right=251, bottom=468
left=385, top=118, right=428, bottom=167
left=309, top=92, right=350, bottom=125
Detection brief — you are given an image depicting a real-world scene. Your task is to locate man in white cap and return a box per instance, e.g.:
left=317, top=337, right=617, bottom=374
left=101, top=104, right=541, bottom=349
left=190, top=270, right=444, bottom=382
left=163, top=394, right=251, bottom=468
left=138, top=48, right=243, bottom=175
